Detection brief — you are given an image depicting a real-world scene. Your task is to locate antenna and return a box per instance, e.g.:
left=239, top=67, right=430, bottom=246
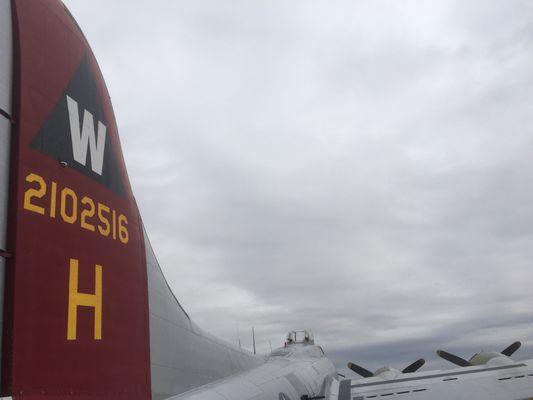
left=252, top=327, right=256, bottom=354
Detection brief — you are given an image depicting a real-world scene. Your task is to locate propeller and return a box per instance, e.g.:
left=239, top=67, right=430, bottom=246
left=437, top=341, right=522, bottom=367
left=347, top=358, right=425, bottom=378
left=402, top=358, right=426, bottom=373
left=436, top=350, right=471, bottom=367
left=347, top=362, right=373, bottom=378
left=501, top=341, right=521, bottom=357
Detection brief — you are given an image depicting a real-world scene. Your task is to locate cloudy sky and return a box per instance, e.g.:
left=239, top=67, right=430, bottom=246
left=64, top=0, right=533, bottom=374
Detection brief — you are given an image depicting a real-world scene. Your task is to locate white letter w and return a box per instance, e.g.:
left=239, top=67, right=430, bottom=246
left=66, top=95, right=107, bottom=175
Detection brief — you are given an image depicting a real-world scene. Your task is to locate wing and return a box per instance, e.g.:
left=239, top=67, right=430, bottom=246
left=335, top=359, right=533, bottom=400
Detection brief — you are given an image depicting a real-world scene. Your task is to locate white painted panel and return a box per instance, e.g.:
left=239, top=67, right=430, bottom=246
left=0, top=122, right=8, bottom=385
left=0, top=0, right=12, bottom=248
left=0, top=0, right=12, bottom=113
left=0, top=118, right=10, bottom=249
left=0, top=0, right=12, bottom=390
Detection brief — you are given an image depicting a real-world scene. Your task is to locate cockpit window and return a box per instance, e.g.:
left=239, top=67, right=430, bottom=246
left=285, top=330, right=315, bottom=345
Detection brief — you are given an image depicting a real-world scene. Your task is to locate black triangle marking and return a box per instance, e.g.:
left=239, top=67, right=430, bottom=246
left=30, top=57, right=125, bottom=196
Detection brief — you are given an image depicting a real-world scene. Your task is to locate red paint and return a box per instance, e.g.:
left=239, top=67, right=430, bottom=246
left=2, top=1, right=151, bottom=398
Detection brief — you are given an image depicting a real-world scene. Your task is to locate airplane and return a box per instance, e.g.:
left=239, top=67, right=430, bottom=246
left=0, top=1, right=532, bottom=399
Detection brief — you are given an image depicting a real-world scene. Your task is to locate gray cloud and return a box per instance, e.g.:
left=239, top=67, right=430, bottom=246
left=65, top=0, right=533, bottom=370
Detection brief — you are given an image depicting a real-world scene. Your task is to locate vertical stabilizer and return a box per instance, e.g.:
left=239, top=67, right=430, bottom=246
left=2, top=1, right=151, bottom=398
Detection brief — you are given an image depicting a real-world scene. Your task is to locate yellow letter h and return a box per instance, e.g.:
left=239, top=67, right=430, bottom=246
left=67, top=258, right=102, bottom=340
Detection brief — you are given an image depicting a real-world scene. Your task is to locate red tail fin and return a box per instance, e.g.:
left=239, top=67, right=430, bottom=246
left=2, top=1, right=151, bottom=398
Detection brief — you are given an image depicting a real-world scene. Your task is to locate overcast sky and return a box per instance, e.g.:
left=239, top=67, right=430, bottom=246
left=64, top=0, right=533, bottom=375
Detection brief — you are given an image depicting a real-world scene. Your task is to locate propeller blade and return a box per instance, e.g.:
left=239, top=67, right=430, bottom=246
left=402, top=358, right=426, bottom=373
left=501, top=341, right=521, bottom=357
left=436, top=350, right=472, bottom=367
left=347, top=362, right=374, bottom=378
